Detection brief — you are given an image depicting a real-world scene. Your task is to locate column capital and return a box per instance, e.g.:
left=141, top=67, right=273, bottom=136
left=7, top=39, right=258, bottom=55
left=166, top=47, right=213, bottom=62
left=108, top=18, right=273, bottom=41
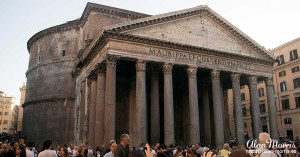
left=163, top=63, right=173, bottom=75
left=96, top=63, right=106, bottom=76
left=264, top=77, right=274, bottom=86
left=106, top=54, right=119, bottom=68
left=210, top=70, right=220, bottom=80
left=187, top=67, right=197, bottom=78
left=231, top=73, right=240, bottom=83
left=136, top=60, right=147, bottom=72
left=248, top=75, right=258, bottom=85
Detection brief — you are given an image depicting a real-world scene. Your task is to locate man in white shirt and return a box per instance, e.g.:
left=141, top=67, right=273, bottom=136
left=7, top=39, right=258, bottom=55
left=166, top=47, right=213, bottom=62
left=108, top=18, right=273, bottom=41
left=255, top=132, right=277, bottom=157
left=25, top=141, right=35, bottom=157
left=38, top=140, right=57, bottom=157
left=104, top=142, right=117, bottom=157
left=72, top=146, right=78, bottom=157
left=87, top=146, right=94, bottom=157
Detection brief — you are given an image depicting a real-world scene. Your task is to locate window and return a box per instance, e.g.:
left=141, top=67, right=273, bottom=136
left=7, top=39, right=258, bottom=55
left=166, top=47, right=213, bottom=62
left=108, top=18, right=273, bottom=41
left=296, top=96, right=300, bottom=108
left=4, top=112, right=8, bottom=115
left=282, top=99, right=290, bottom=110
left=244, top=123, right=247, bottom=128
left=0, top=120, right=1, bottom=124
left=242, top=107, right=247, bottom=116
left=292, top=66, right=300, bottom=73
left=284, top=118, right=292, bottom=124
left=290, top=49, right=298, bottom=61
left=62, top=50, right=66, bottom=57
left=280, top=82, right=287, bottom=92
left=279, top=71, right=286, bottom=77
left=5, top=106, right=8, bottom=109
left=3, top=120, right=8, bottom=124
left=5, top=99, right=10, bottom=102
left=278, top=55, right=285, bottom=65
left=0, top=99, right=3, bottom=102
left=260, top=103, right=266, bottom=113
left=3, top=128, right=7, bottom=130
left=258, top=88, right=264, bottom=97
left=293, top=78, right=300, bottom=89
left=241, top=93, right=246, bottom=101
left=38, top=56, right=41, bottom=63
left=0, top=112, right=2, bottom=115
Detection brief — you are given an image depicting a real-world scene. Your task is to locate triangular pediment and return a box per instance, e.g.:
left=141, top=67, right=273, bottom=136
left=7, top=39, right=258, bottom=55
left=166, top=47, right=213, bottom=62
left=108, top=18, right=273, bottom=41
left=104, top=6, right=275, bottom=61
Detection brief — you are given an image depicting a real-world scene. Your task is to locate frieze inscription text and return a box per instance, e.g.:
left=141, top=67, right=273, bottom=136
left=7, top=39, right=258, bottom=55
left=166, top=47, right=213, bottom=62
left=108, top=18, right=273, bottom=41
left=149, top=48, right=251, bottom=69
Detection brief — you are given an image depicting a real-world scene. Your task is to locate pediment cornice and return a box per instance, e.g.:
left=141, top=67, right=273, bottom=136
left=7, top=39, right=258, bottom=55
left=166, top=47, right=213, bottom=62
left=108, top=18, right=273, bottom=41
left=103, top=5, right=275, bottom=61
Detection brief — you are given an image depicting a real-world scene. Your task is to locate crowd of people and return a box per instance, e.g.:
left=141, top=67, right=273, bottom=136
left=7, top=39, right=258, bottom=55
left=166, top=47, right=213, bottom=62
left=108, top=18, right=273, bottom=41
left=0, top=132, right=300, bottom=157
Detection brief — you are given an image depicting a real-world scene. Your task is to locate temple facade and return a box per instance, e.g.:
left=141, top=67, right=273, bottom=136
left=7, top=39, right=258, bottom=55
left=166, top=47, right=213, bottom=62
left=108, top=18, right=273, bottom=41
left=24, top=3, right=278, bottom=147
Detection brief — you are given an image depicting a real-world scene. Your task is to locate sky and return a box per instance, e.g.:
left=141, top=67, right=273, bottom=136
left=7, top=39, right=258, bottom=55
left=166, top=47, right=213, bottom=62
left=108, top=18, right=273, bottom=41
left=0, top=0, right=299, bottom=105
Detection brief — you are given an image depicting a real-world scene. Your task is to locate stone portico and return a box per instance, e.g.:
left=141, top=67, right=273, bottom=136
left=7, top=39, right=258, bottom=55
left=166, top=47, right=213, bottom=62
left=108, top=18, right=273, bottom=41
left=73, top=5, right=278, bottom=147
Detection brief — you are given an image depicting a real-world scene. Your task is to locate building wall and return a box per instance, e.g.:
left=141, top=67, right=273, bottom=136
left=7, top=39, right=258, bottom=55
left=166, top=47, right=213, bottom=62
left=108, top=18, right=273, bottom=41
left=228, top=37, right=300, bottom=140
left=0, top=92, right=18, bottom=133
left=24, top=3, right=149, bottom=146
left=17, top=85, right=26, bottom=132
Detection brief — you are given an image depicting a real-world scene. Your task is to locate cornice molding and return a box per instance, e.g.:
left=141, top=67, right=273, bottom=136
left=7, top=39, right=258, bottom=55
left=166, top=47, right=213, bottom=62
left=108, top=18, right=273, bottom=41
left=271, top=37, right=300, bottom=52
left=273, top=58, right=300, bottom=71
left=23, top=97, right=75, bottom=108
left=26, top=57, right=77, bottom=76
left=27, top=3, right=149, bottom=52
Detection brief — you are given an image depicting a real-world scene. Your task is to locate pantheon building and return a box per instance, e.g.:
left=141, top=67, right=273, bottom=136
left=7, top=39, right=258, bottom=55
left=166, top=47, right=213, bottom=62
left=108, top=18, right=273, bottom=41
left=23, top=3, right=279, bottom=147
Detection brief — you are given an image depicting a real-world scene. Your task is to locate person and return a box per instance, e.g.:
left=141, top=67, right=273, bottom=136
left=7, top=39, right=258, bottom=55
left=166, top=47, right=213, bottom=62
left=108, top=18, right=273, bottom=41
left=6, top=141, right=18, bottom=157
left=105, top=141, right=116, bottom=155
left=0, top=143, right=7, bottom=157
left=60, top=147, right=71, bottom=157
left=220, top=143, right=231, bottom=157
left=157, top=144, right=172, bottom=157
left=174, top=147, right=183, bottom=157
left=55, top=145, right=61, bottom=156
left=77, top=146, right=85, bottom=157
left=19, top=139, right=25, bottom=146
left=72, top=146, right=78, bottom=157
left=229, top=149, right=250, bottom=157
left=254, top=132, right=277, bottom=157
left=81, top=143, right=88, bottom=157
left=87, top=146, right=93, bottom=157
left=104, top=141, right=117, bottom=157
left=26, top=141, right=35, bottom=157
left=201, top=147, right=209, bottom=157
left=115, top=134, right=130, bottom=157
left=68, top=144, right=73, bottom=156
left=16, top=144, right=26, bottom=157
left=38, top=140, right=57, bottom=157
left=195, top=143, right=203, bottom=156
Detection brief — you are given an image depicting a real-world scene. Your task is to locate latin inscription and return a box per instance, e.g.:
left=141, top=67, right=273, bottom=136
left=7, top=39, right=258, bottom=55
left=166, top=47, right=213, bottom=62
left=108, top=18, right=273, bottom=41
left=149, top=48, right=251, bottom=69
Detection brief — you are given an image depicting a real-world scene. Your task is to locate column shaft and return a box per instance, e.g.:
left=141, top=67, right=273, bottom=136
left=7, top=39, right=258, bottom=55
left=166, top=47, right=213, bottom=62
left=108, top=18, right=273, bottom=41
left=104, top=55, right=118, bottom=147
left=95, top=64, right=106, bottom=146
left=210, top=70, right=224, bottom=146
left=249, top=76, right=262, bottom=139
left=203, top=86, right=211, bottom=145
left=187, top=67, right=200, bottom=144
left=265, top=77, right=279, bottom=140
left=151, top=71, right=160, bottom=145
left=135, top=60, right=147, bottom=144
left=231, top=73, right=245, bottom=146
left=88, top=77, right=97, bottom=148
left=129, top=82, right=137, bottom=148
left=163, top=63, right=175, bottom=145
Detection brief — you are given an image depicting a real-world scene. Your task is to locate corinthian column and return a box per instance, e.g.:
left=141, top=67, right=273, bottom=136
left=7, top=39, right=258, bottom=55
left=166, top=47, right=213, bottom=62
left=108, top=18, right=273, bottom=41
left=88, top=73, right=97, bottom=148
left=248, top=76, right=262, bottom=139
left=187, top=67, right=200, bottom=144
left=104, top=55, right=118, bottom=147
left=163, top=63, right=175, bottom=145
left=265, top=77, right=279, bottom=140
left=135, top=60, right=147, bottom=144
left=231, top=73, right=245, bottom=146
left=95, top=63, right=106, bottom=146
left=151, top=68, right=160, bottom=145
left=210, top=70, right=224, bottom=147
